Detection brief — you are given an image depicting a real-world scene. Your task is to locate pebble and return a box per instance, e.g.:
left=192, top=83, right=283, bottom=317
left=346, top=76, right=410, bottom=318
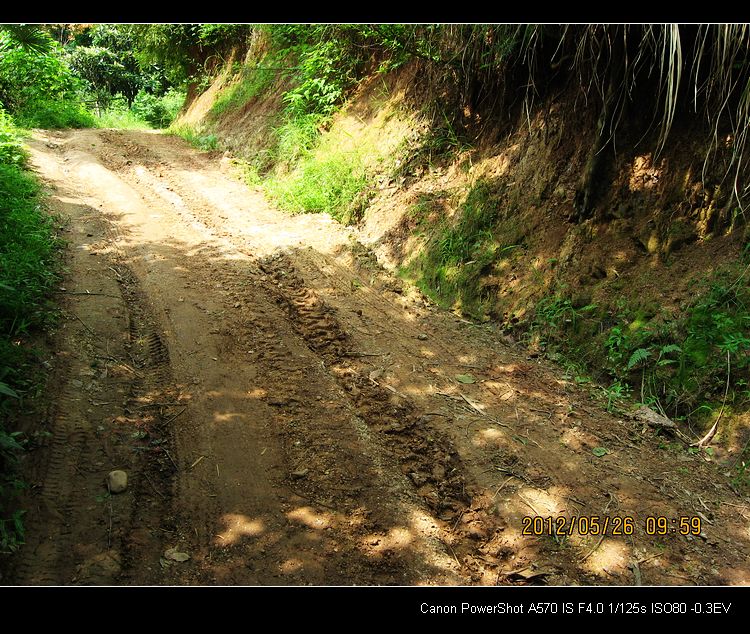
left=409, top=471, right=428, bottom=486
left=106, top=470, right=128, bottom=493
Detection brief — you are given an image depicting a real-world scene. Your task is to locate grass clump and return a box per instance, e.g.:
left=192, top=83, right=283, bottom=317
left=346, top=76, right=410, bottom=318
left=92, top=101, right=151, bottom=129
left=14, top=100, right=94, bottom=129
left=210, top=63, right=277, bottom=118
left=93, top=90, right=185, bottom=130
left=525, top=266, right=750, bottom=453
left=264, top=120, right=369, bottom=223
left=400, top=180, right=520, bottom=318
left=167, top=122, right=219, bottom=151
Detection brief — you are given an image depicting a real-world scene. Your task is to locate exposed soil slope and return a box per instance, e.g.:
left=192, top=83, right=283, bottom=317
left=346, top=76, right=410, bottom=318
left=6, top=129, right=750, bottom=586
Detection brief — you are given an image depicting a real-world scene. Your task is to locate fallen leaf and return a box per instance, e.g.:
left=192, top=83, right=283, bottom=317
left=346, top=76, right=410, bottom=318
left=164, top=547, right=190, bottom=562
left=503, top=566, right=554, bottom=581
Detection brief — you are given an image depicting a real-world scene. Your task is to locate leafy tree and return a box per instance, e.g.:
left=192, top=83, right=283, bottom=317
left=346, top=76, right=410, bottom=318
left=0, top=26, right=93, bottom=127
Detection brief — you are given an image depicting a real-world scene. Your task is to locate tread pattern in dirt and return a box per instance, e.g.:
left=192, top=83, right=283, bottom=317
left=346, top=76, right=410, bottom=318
left=258, top=252, right=481, bottom=528
left=13, top=259, right=177, bottom=585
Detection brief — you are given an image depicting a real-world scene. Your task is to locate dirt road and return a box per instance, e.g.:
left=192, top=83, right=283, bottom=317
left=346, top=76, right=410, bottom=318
left=7, top=128, right=750, bottom=585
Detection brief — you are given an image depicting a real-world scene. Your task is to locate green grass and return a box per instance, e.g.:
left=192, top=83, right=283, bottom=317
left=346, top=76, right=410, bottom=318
left=264, top=146, right=369, bottom=223
left=210, top=63, right=277, bottom=118
left=253, top=111, right=372, bottom=223
left=400, top=180, right=519, bottom=318
left=524, top=266, right=750, bottom=436
left=0, top=171, right=59, bottom=342
left=92, top=91, right=186, bottom=130
left=92, top=106, right=151, bottom=130
left=14, top=99, right=95, bottom=129
left=0, top=111, right=60, bottom=552
left=167, top=123, right=219, bottom=151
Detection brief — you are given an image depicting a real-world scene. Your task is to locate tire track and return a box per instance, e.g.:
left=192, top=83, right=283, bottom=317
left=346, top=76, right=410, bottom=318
left=257, top=252, right=495, bottom=546
left=13, top=239, right=179, bottom=584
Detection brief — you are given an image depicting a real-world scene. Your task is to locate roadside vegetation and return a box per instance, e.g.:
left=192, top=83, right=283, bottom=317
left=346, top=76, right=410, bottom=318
left=0, top=107, right=59, bottom=552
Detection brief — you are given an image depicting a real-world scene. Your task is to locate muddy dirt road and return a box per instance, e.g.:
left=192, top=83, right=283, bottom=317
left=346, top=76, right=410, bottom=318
left=7, top=128, right=750, bottom=585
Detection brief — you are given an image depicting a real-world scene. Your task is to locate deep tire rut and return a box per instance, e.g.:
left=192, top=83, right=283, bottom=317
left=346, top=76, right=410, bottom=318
left=258, top=253, right=492, bottom=545
left=13, top=244, right=178, bottom=585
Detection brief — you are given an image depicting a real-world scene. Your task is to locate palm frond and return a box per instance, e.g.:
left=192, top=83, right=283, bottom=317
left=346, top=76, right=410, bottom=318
left=0, top=24, right=54, bottom=55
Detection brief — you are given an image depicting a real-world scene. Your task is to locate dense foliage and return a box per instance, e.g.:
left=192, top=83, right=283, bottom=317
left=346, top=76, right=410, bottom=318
left=0, top=29, right=93, bottom=128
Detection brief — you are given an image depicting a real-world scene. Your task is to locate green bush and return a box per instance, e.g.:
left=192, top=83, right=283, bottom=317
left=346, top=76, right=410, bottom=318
left=14, top=99, right=95, bottom=129
left=0, top=163, right=58, bottom=339
left=526, top=268, right=750, bottom=426
left=131, top=93, right=167, bottom=127
left=0, top=37, right=93, bottom=128
left=210, top=63, right=276, bottom=117
left=265, top=148, right=368, bottom=222
left=167, top=123, right=219, bottom=150
left=92, top=97, right=150, bottom=129
left=400, top=181, right=519, bottom=318
left=0, top=109, right=27, bottom=166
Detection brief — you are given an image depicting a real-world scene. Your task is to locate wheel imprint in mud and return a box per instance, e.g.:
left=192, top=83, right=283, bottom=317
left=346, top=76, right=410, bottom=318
left=258, top=253, right=491, bottom=536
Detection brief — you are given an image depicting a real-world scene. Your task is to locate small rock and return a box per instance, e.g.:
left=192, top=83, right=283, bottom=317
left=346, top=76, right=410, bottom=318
left=417, top=333, right=428, bottom=340
left=106, top=470, right=128, bottom=493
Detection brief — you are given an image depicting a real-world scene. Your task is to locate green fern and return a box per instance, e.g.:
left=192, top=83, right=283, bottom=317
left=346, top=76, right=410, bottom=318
left=627, top=347, right=652, bottom=370
left=659, top=344, right=682, bottom=355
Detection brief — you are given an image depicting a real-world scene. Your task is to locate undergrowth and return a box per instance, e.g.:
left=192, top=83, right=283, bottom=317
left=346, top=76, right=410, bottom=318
left=0, top=109, right=60, bottom=552
left=93, top=91, right=185, bottom=130
left=203, top=26, right=388, bottom=222
left=400, top=181, right=523, bottom=318
left=167, top=122, right=219, bottom=151
left=526, top=266, right=750, bottom=459
left=210, top=61, right=277, bottom=118
left=263, top=121, right=370, bottom=223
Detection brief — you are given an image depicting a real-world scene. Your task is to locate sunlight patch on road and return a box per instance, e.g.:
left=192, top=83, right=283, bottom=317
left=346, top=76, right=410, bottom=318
left=279, top=558, right=304, bottom=574
left=517, top=487, right=563, bottom=515
left=214, top=513, right=265, bottom=546
left=472, top=426, right=508, bottom=448
left=287, top=506, right=332, bottom=530
left=579, top=538, right=630, bottom=577
left=361, top=526, right=414, bottom=556
left=559, top=427, right=602, bottom=453
left=213, top=411, right=245, bottom=423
